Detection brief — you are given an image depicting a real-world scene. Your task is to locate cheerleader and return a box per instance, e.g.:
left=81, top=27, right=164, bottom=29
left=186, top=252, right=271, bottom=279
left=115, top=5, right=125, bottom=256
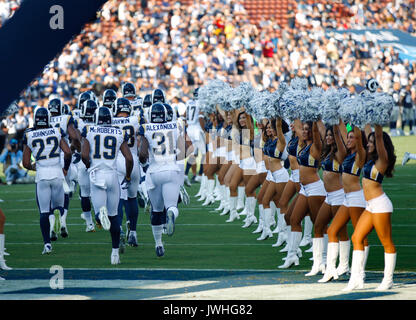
left=344, top=125, right=397, bottom=291
left=279, top=120, right=327, bottom=268
left=319, top=125, right=368, bottom=282
left=257, top=118, right=289, bottom=240
left=226, top=108, right=255, bottom=223
left=220, top=109, right=241, bottom=217
left=242, top=119, right=267, bottom=228
left=200, top=111, right=224, bottom=206
left=195, top=113, right=213, bottom=201
left=307, top=122, right=347, bottom=276
left=214, top=110, right=234, bottom=213
left=252, top=119, right=275, bottom=235
left=273, top=119, right=302, bottom=248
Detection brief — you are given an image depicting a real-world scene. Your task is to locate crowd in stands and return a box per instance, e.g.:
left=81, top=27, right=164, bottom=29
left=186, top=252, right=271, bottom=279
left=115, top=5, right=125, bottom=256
left=1, top=0, right=416, bottom=164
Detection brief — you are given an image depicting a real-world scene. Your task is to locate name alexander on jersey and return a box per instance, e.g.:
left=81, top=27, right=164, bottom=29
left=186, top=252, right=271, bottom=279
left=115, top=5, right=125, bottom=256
left=145, top=123, right=177, bottom=131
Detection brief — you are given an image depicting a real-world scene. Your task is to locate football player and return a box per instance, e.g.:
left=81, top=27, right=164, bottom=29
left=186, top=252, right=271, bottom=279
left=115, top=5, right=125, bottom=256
left=81, top=106, right=133, bottom=265
left=138, top=103, right=192, bottom=257
left=22, top=107, right=72, bottom=255
left=141, top=94, right=152, bottom=123
left=77, top=99, right=99, bottom=232
left=48, top=97, right=81, bottom=240
left=73, top=91, right=93, bottom=118
left=165, top=103, right=192, bottom=206
left=112, top=97, right=144, bottom=248
left=151, top=88, right=166, bottom=104
left=102, top=89, right=118, bottom=109
left=184, top=88, right=205, bottom=186
left=122, top=82, right=143, bottom=116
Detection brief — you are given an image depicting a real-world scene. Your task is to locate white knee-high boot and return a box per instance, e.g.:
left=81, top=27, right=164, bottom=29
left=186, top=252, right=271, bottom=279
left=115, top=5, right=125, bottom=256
left=196, top=175, right=208, bottom=199
left=257, top=207, right=273, bottom=240
left=242, top=197, right=257, bottom=228
left=215, top=185, right=226, bottom=211
left=236, top=186, right=245, bottom=211
left=268, top=201, right=276, bottom=228
left=272, top=207, right=281, bottom=233
left=252, top=204, right=264, bottom=234
left=306, top=237, right=326, bottom=276
left=376, top=252, right=396, bottom=291
left=342, top=250, right=365, bottom=291
left=220, top=187, right=231, bottom=216
left=337, top=240, right=350, bottom=276
left=213, top=175, right=221, bottom=199
left=202, top=179, right=216, bottom=205
left=239, top=196, right=249, bottom=216
left=318, top=242, right=339, bottom=282
left=362, top=245, right=370, bottom=280
left=226, top=197, right=240, bottom=222
left=278, top=231, right=301, bottom=268
left=273, top=213, right=288, bottom=247
left=0, top=234, right=12, bottom=271
left=299, top=215, right=313, bottom=247
left=322, top=234, right=328, bottom=264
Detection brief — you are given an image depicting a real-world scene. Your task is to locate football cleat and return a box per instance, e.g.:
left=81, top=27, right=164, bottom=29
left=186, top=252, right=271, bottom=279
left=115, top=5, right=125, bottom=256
left=119, top=233, right=126, bottom=254
left=98, top=207, right=111, bottom=231
left=86, top=224, right=95, bottom=232
left=137, top=195, right=145, bottom=208
left=111, top=252, right=120, bottom=265
left=156, top=246, right=165, bottom=257
left=128, top=233, right=138, bottom=247
left=50, top=230, right=58, bottom=241
left=165, top=209, right=176, bottom=236
left=126, top=220, right=131, bottom=240
left=184, top=176, right=192, bottom=187
left=402, top=152, right=410, bottom=166
left=60, top=226, right=68, bottom=238
left=42, top=244, right=52, bottom=255
left=179, top=185, right=190, bottom=206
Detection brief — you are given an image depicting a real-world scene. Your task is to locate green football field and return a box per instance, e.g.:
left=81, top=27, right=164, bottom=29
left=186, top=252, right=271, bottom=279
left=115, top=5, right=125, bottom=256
left=0, top=135, right=415, bottom=272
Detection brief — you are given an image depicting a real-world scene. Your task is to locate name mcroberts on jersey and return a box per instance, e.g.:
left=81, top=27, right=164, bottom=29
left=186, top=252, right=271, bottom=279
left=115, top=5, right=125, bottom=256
left=89, top=126, right=123, bottom=135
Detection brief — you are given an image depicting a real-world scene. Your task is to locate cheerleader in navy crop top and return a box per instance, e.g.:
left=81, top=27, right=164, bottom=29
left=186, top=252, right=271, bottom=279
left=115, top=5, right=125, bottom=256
left=362, top=160, right=384, bottom=183
left=287, top=135, right=300, bottom=157
left=341, top=152, right=361, bottom=176
left=297, top=143, right=320, bottom=168
left=344, top=126, right=397, bottom=292
left=264, top=138, right=285, bottom=159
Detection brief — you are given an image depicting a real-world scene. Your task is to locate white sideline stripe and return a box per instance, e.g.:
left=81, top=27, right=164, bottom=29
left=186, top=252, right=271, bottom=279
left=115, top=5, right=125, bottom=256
left=12, top=267, right=416, bottom=274
left=5, top=242, right=416, bottom=247
left=3, top=207, right=416, bottom=212
left=6, top=222, right=416, bottom=227
left=5, top=223, right=263, bottom=227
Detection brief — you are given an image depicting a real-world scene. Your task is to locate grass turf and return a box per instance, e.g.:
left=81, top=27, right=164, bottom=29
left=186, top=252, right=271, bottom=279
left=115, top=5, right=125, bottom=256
left=0, top=135, right=415, bottom=271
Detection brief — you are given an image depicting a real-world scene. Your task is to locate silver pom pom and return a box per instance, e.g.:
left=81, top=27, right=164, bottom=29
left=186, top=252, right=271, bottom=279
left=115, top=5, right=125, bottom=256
left=301, top=86, right=323, bottom=122
left=230, top=82, right=256, bottom=110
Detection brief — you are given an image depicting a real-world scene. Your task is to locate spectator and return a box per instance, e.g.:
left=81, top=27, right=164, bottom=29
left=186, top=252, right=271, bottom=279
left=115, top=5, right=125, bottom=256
left=401, top=84, right=415, bottom=135
left=0, top=139, right=28, bottom=185
left=1, top=0, right=414, bottom=143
